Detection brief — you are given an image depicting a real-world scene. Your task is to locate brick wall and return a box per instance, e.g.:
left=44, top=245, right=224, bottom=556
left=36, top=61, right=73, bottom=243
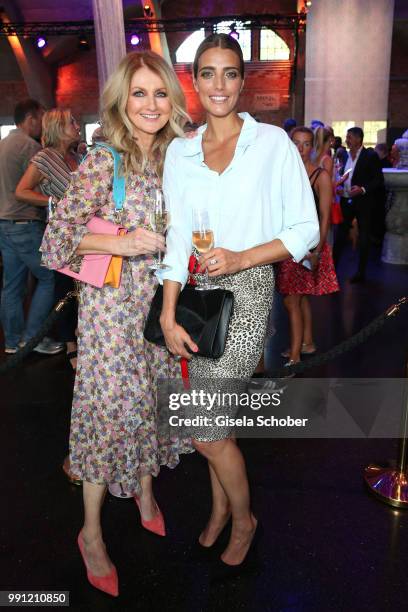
left=0, top=82, right=29, bottom=119
left=176, top=61, right=293, bottom=126
left=55, top=49, right=100, bottom=120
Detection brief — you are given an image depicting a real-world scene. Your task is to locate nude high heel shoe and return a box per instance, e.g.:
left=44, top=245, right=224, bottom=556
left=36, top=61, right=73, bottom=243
left=134, top=498, right=166, bottom=537
left=77, top=532, right=119, bottom=597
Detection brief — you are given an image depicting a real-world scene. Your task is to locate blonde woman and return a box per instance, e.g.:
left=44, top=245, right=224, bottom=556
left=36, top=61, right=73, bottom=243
left=314, top=126, right=334, bottom=178
left=16, top=109, right=81, bottom=370
left=41, top=52, right=192, bottom=597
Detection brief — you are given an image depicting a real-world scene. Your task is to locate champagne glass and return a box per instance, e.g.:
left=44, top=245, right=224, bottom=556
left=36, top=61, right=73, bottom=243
left=149, top=189, right=170, bottom=270
left=192, top=209, right=220, bottom=291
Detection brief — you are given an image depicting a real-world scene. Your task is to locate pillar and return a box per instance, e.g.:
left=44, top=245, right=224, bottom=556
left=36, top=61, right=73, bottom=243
left=92, top=0, right=127, bottom=94
left=304, top=0, right=395, bottom=137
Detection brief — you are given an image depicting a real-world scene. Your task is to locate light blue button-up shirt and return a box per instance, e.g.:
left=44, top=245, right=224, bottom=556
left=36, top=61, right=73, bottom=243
left=158, top=113, right=319, bottom=288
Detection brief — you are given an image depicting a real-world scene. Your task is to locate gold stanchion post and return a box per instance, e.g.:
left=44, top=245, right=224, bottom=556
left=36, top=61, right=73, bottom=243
left=365, top=358, right=408, bottom=508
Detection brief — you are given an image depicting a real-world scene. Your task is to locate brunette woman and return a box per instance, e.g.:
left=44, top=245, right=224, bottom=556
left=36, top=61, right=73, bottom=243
left=159, top=34, right=319, bottom=571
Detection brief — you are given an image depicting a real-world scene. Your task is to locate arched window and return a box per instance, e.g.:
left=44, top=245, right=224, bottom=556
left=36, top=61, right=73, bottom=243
left=214, top=21, right=251, bottom=61
left=175, top=22, right=251, bottom=63
left=175, top=29, right=205, bottom=63
left=260, top=30, right=290, bottom=60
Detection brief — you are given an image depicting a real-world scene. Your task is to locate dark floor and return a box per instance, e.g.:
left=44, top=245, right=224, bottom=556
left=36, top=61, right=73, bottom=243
left=0, top=245, right=407, bottom=611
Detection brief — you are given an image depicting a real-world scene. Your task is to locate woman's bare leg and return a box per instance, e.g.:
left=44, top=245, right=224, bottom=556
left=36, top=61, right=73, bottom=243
left=253, top=353, right=265, bottom=374
left=283, top=294, right=303, bottom=362
left=81, top=482, right=113, bottom=577
left=194, top=438, right=257, bottom=566
left=199, top=463, right=231, bottom=547
left=136, top=474, right=160, bottom=520
left=300, top=296, right=314, bottom=347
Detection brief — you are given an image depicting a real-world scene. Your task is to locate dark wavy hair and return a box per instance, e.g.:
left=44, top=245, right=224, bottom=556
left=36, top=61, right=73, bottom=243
left=193, top=33, right=244, bottom=79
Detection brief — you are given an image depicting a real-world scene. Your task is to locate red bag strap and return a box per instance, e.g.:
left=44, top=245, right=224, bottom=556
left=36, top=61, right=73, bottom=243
left=180, top=357, right=190, bottom=390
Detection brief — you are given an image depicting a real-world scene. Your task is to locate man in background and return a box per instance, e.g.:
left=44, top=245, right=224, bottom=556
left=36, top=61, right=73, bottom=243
left=333, top=127, right=384, bottom=283
left=0, top=99, right=63, bottom=355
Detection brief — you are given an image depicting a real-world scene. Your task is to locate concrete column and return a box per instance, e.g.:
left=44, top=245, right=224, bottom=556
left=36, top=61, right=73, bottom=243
left=92, top=0, right=127, bottom=94
left=304, top=0, right=395, bottom=129
left=293, top=25, right=306, bottom=123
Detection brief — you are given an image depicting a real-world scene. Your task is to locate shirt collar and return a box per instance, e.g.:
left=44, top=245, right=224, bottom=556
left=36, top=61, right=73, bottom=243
left=348, top=145, right=363, bottom=160
left=181, top=112, right=258, bottom=157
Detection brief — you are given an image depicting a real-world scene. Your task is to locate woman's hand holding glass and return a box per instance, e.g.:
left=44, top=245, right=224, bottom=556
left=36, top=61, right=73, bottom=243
left=200, top=247, right=244, bottom=277
left=118, top=227, right=165, bottom=257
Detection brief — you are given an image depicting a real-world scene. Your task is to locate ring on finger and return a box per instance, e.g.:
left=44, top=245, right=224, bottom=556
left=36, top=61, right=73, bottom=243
left=209, top=258, right=217, bottom=265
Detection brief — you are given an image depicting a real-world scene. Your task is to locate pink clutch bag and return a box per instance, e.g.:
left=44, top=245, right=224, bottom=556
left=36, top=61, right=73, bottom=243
left=57, top=216, right=127, bottom=288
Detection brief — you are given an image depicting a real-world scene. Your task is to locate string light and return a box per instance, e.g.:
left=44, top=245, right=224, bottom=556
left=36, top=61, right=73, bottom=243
left=78, top=34, right=90, bottom=50
left=36, top=36, right=46, bottom=48
left=130, top=33, right=140, bottom=46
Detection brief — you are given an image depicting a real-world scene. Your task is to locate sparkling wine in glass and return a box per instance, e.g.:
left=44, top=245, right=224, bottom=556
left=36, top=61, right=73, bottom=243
left=192, top=209, right=220, bottom=290
left=149, top=189, right=170, bottom=270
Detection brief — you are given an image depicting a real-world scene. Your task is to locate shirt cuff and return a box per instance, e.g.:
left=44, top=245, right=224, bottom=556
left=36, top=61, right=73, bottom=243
left=276, top=228, right=319, bottom=263
left=155, top=266, right=189, bottom=290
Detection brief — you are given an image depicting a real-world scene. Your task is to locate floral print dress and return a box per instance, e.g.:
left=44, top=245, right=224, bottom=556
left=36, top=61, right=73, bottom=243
left=41, top=147, right=192, bottom=494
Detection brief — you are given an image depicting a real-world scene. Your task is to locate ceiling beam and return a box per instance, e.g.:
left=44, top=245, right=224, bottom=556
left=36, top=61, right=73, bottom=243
left=0, top=14, right=306, bottom=37
left=0, top=1, right=54, bottom=108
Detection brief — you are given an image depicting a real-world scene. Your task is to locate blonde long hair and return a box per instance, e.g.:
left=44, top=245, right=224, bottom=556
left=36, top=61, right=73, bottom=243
left=314, top=126, right=334, bottom=160
left=101, top=51, right=190, bottom=177
left=41, top=109, right=74, bottom=148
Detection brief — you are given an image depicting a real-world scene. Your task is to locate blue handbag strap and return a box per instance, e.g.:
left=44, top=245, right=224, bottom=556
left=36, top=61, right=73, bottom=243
left=94, top=142, right=126, bottom=211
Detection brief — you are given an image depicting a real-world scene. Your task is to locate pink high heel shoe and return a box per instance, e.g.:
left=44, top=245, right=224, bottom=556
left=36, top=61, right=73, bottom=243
left=77, top=532, right=119, bottom=597
left=134, top=498, right=166, bottom=537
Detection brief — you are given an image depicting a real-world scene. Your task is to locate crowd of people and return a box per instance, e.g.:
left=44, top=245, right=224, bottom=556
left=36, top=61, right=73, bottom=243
left=0, top=32, right=394, bottom=596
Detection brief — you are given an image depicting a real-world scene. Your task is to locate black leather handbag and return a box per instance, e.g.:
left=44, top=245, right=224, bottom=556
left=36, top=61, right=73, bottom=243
left=144, top=285, right=234, bottom=359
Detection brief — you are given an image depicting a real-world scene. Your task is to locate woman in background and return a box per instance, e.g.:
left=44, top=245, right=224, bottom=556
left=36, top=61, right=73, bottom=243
left=314, top=125, right=334, bottom=178
left=276, top=126, right=339, bottom=365
left=16, top=108, right=81, bottom=369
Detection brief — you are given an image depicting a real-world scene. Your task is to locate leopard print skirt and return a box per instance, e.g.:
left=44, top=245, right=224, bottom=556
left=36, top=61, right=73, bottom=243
left=188, top=264, right=274, bottom=441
